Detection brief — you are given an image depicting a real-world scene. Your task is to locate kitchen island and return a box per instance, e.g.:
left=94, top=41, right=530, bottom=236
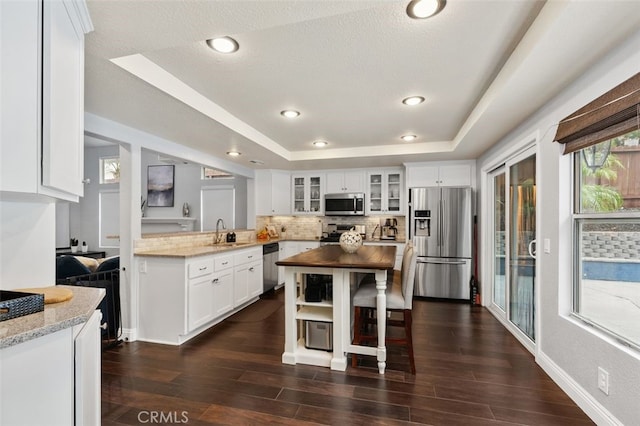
left=277, top=244, right=396, bottom=374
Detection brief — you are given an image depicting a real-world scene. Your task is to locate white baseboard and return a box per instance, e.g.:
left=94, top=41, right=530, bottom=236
left=121, top=328, right=137, bottom=343
left=536, top=350, right=622, bottom=426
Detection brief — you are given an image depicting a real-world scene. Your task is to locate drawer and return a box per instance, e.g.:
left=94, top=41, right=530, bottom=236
left=214, top=254, right=234, bottom=271
left=234, top=247, right=261, bottom=265
left=188, top=257, right=214, bottom=279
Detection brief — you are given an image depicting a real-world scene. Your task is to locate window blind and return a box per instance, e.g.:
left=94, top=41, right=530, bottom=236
left=554, top=72, right=639, bottom=154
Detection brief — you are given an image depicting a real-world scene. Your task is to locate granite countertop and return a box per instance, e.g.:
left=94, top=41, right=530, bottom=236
left=134, top=237, right=320, bottom=258
left=0, top=285, right=105, bottom=349
left=134, top=237, right=406, bottom=259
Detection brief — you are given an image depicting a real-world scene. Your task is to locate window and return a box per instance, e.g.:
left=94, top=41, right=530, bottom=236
left=573, top=132, right=640, bottom=349
left=202, top=167, right=232, bottom=180
left=100, top=157, right=120, bottom=184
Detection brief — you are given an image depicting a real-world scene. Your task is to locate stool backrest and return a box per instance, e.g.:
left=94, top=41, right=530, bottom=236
left=401, top=245, right=418, bottom=310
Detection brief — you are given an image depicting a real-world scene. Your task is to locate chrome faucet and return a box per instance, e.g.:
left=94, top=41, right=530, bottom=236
left=215, top=218, right=226, bottom=244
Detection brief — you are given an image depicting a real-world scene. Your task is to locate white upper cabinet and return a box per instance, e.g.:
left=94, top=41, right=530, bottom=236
left=255, top=170, right=291, bottom=215
left=0, top=0, right=92, bottom=201
left=366, top=169, right=404, bottom=215
left=291, top=173, right=323, bottom=215
left=325, top=171, right=365, bottom=194
left=405, top=162, right=474, bottom=188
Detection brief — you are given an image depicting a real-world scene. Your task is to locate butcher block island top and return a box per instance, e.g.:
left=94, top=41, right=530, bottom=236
left=276, top=244, right=396, bottom=269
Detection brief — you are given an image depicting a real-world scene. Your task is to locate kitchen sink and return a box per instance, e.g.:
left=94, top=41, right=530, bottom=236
left=210, top=242, right=252, bottom=248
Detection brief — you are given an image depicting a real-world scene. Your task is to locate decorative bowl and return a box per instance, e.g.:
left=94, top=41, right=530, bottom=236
left=339, top=229, right=362, bottom=253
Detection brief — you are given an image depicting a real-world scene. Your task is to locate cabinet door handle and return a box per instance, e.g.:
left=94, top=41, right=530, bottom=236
left=212, top=278, right=219, bottom=283
left=221, top=261, right=228, bottom=265
left=249, top=267, right=254, bottom=272
left=199, top=266, right=208, bottom=271
left=248, top=255, right=253, bottom=259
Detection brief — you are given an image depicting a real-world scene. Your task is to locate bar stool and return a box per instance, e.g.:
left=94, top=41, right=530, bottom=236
left=352, top=244, right=418, bottom=373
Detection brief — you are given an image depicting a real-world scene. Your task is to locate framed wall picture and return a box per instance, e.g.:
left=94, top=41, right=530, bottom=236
left=147, top=165, right=175, bottom=207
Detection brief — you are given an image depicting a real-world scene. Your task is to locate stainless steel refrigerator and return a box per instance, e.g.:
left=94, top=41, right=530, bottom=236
left=409, top=187, right=472, bottom=299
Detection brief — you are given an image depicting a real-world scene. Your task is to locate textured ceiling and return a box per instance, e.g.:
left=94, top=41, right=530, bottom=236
left=84, top=0, right=640, bottom=171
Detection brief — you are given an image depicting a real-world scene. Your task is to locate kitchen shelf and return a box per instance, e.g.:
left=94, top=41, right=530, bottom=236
left=295, top=306, right=332, bottom=322
left=294, top=338, right=332, bottom=367
left=296, top=297, right=332, bottom=308
left=141, top=217, right=196, bottom=224
left=141, top=217, right=196, bottom=232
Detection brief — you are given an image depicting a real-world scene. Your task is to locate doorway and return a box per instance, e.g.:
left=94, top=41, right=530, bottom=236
left=488, top=146, right=537, bottom=345
left=201, top=186, right=235, bottom=231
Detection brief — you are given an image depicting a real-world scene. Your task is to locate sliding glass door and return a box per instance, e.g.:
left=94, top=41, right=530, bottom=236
left=508, top=153, right=536, bottom=340
left=488, top=147, right=537, bottom=343
left=491, top=168, right=506, bottom=311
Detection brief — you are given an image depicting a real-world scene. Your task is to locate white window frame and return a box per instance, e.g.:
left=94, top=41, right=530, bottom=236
left=571, top=146, right=640, bottom=352
left=100, top=156, right=120, bottom=184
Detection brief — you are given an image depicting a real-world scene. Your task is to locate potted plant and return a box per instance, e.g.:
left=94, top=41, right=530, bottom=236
left=70, top=238, right=79, bottom=253
left=81, top=241, right=88, bottom=253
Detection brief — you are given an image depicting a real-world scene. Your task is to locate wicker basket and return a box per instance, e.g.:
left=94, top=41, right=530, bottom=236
left=0, top=291, right=45, bottom=322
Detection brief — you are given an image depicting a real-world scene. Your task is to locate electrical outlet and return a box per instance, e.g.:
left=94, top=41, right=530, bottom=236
left=597, top=367, right=609, bottom=395
left=139, top=260, right=147, bottom=273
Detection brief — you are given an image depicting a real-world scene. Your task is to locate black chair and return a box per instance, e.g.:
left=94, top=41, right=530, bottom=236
left=57, top=256, right=122, bottom=349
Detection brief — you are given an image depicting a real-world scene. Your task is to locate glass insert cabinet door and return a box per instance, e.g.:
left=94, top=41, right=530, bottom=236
left=292, top=175, right=322, bottom=214
left=368, top=171, right=401, bottom=213
left=293, top=177, right=305, bottom=213
left=387, top=173, right=401, bottom=212
left=369, top=173, right=383, bottom=213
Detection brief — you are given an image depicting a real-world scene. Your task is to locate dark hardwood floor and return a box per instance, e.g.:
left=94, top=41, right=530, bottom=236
left=102, top=289, right=593, bottom=425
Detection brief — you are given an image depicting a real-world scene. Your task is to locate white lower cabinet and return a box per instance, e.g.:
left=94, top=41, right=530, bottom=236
left=0, top=311, right=100, bottom=426
left=188, top=274, right=215, bottom=331
left=298, top=241, right=320, bottom=252
left=213, top=270, right=234, bottom=316
left=278, top=242, right=298, bottom=285
left=138, top=247, right=264, bottom=345
left=233, top=247, right=263, bottom=307
left=73, top=310, right=102, bottom=426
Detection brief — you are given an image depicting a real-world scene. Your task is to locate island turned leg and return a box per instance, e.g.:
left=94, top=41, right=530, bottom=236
left=375, top=269, right=387, bottom=374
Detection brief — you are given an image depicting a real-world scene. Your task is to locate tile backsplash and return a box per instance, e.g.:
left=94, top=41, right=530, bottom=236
left=257, top=215, right=406, bottom=241
left=135, top=215, right=406, bottom=252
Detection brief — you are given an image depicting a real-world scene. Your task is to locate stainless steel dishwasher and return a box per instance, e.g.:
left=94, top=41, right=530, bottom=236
left=262, top=242, right=279, bottom=293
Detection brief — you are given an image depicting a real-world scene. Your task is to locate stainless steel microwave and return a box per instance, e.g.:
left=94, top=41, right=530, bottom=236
left=324, top=193, right=365, bottom=216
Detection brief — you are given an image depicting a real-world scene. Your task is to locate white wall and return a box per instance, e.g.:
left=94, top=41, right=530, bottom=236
left=477, top=30, right=640, bottom=425
left=68, top=145, right=120, bottom=256
left=141, top=150, right=248, bottom=230
left=0, top=200, right=55, bottom=289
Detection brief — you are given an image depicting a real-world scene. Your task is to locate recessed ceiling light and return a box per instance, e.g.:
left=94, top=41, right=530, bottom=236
left=226, top=151, right=241, bottom=157
left=406, top=0, right=446, bottom=19
left=206, top=36, right=239, bottom=53
left=313, top=141, right=328, bottom=147
left=280, top=110, right=300, bottom=118
left=401, top=134, right=417, bottom=142
left=402, top=96, right=425, bottom=106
